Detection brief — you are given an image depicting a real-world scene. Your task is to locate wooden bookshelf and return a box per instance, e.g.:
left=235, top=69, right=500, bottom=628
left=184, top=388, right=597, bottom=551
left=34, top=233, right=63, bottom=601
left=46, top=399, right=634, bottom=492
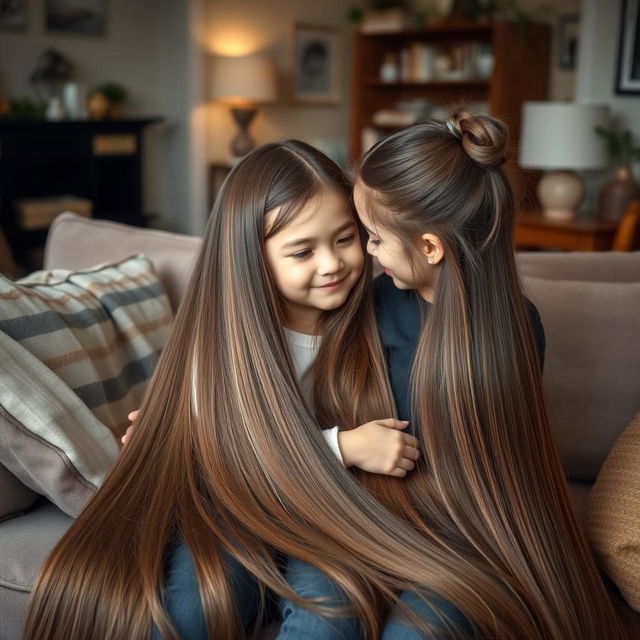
left=350, top=21, right=551, bottom=159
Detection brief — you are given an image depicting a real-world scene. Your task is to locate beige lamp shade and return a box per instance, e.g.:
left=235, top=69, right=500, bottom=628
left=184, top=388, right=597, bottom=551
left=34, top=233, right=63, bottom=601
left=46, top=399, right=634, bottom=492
left=519, top=102, right=609, bottom=170
left=519, top=102, right=610, bottom=220
left=211, top=54, right=276, bottom=107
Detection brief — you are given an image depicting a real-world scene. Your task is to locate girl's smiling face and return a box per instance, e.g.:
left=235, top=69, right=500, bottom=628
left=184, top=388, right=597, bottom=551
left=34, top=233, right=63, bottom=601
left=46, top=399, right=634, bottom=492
left=353, top=182, right=417, bottom=289
left=353, top=181, right=441, bottom=301
left=264, top=187, right=364, bottom=333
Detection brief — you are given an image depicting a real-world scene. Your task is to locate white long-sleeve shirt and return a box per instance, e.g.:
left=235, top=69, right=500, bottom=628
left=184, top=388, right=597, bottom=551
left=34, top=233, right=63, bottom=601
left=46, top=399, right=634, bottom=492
left=283, top=328, right=343, bottom=464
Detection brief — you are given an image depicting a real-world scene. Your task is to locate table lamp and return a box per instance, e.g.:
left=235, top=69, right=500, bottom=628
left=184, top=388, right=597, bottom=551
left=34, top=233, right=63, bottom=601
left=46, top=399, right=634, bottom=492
left=519, top=102, right=609, bottom=220
left=211, top=54, right=276, bottom=159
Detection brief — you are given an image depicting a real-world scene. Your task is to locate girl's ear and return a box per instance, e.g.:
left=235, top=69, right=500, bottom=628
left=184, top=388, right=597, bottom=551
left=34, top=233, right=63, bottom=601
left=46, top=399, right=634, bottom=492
left=419, top=233, right=445, bottom=265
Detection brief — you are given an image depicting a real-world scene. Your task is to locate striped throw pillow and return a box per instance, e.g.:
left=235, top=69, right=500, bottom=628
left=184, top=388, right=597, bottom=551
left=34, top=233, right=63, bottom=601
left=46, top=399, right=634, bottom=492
left=0, top=255, right=173, bottom=515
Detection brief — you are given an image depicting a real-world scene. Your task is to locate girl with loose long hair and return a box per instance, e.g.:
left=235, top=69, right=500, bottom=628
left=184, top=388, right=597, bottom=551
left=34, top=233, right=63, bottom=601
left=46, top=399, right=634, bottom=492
left=316, top=112, right=624, bottom=638
left=23, top=141, right=465, bottom=640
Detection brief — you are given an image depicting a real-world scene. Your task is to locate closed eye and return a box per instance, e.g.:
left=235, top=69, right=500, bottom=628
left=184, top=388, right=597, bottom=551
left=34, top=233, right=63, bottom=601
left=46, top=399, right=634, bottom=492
left=368, top=237, right=381, bottom=246
left=336, top=233, right=356, bottom=245
left=290, top=249, right=312, bottom=260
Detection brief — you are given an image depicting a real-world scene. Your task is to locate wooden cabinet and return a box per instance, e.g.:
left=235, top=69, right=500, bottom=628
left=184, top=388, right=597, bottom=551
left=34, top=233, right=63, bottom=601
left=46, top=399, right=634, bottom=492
left=350, top=21, right=551, bottom=159
left=0, top=118, right=161, bottom=268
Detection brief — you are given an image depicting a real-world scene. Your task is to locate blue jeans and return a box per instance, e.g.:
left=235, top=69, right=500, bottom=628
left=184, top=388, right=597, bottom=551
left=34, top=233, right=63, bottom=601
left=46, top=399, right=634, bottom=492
left=152, top=540, right=262, bottom=639
left=278, top=556, right=365, bottom=639
left=278, top=557, right=467, bottom=639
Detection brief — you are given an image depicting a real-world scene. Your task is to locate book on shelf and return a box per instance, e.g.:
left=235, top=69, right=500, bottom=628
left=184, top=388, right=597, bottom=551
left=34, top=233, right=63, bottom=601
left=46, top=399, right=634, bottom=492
left=393, top=41, right=494, bottom=83
left=360, top=8, right=406, bottom=33
left=372, top=110, right=417, bottom=126
left=15, top=195, right=93, bottom=230
left=409, top=42, right=436, bottom=82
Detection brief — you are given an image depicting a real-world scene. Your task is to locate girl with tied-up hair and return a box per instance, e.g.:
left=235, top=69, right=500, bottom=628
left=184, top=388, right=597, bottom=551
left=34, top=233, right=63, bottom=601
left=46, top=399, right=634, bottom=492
left=282, top=113, right=628, bottom=639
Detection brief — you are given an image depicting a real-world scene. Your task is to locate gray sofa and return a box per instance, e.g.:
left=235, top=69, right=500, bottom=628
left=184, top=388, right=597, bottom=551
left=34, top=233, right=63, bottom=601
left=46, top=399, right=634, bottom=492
left=1, top=212, right=639, bottom=639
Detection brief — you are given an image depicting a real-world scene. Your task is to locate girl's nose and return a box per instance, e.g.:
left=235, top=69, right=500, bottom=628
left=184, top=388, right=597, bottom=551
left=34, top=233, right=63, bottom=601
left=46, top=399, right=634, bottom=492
left=317, top=249, right=342, bottom=274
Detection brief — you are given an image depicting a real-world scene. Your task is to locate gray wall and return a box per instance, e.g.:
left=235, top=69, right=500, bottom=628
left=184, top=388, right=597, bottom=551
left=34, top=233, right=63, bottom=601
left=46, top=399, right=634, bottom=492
left=576, top=0, right=640, bottom=206
left=577, top=0, right=640, bottom=136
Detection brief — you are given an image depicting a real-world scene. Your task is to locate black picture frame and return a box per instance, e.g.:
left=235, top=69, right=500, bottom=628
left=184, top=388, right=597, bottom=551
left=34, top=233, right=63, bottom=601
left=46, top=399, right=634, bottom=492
left=45, top=0, right=106, bottom=37
left=615, top=0, right=640, bottom=95
left=292, top=24, right=342, bottom=106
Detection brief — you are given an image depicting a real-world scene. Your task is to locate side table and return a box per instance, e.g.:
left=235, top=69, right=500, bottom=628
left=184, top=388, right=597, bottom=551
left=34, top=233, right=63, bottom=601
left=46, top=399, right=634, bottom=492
left=514, top=211, right=618, bottom=251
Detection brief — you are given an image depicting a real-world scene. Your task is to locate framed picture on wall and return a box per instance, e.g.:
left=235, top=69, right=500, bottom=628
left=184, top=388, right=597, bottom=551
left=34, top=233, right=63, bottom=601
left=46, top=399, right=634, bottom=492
left=292, top=24, right=342, bottom=105
left=615, top=0, right=640, bottom=94
left=45, top=0, right=106, bottom=36
left=0, top=0, right=27, bottom=30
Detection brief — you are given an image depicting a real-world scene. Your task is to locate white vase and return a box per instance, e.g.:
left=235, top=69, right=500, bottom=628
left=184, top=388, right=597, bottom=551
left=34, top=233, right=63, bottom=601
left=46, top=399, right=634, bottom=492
left=45, top=96, right=64, bottom=121
left=63, top=83, right=87, bottom=119
left=475, top=52, right=494, bottom=78
left=380, top=54, right=399, bottom=83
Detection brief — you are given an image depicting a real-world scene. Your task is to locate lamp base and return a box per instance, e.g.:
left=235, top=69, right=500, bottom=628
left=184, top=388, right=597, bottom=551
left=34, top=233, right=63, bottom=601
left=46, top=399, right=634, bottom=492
left=230, top=107, right=257, bottom=159
left=537, top=170, right=584, bottom=221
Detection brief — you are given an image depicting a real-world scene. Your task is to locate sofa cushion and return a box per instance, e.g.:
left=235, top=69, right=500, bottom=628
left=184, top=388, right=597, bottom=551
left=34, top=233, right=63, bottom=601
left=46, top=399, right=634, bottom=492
left=0, top=501, right=73, bottom=640
left=0, top=462, right=38, bottom=522
left=0, top=256, right=173, bottom=516
left=517, top=251, right=640, bottom=283
left=587, top=411, right=640, bottom=612
left=522, top=276, right=640, bottom=482
left=45, top=212, right=201, bottom=310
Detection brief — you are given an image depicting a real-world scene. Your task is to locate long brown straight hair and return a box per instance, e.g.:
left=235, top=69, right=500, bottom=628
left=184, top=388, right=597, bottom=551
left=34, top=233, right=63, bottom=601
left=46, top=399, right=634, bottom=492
left=24, top=141, right=476, bottom=640
left=313, top=114, right=628, bottom=638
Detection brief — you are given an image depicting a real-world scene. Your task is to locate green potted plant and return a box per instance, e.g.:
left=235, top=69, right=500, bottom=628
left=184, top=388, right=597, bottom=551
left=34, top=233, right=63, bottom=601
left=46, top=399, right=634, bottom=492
left=595, top=125, right=640, bottom=221
left=89, top=82, right=128, bottom=119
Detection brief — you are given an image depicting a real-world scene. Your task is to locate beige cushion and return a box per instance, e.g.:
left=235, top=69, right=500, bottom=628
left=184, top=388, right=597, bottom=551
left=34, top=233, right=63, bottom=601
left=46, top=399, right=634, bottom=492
left=0, top=256, right=173, bottom=516
left=45, top=212, right=201, bottom=310
left=522, top=276, right=640, bottom=481
left=587, top=411, right=640, bottom=611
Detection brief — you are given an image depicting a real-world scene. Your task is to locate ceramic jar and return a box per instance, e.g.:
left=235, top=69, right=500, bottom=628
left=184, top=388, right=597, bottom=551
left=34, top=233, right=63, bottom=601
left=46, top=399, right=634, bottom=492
left=598, top=166, right=640, bottom=221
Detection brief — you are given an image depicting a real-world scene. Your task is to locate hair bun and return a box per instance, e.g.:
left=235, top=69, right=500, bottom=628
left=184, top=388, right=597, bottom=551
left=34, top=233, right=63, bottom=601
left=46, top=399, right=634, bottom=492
left=448, top=111, right=508, bottom=168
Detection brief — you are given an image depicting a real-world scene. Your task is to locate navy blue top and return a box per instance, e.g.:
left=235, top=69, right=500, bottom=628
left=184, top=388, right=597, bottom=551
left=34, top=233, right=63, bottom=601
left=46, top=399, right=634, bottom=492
left=373, top=274, right=546, bottom=422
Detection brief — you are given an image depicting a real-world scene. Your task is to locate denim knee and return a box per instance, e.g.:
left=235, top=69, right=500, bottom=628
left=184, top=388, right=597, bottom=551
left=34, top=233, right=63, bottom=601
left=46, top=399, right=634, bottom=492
left=381, top=589, right=468, bottom=640
left=153, top=540, right=261, bottom=639
left=277, top=556, right=365, bottom=640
